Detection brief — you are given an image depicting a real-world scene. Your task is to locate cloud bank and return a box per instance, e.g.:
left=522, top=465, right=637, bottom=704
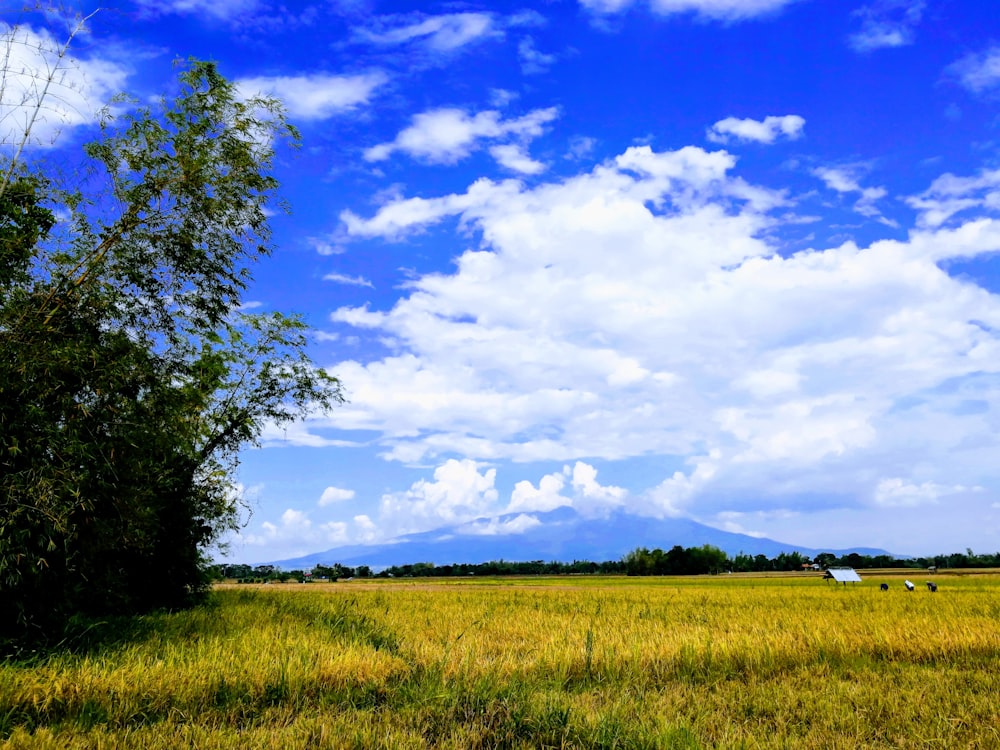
left=302, top=143, right=1000, bottom=547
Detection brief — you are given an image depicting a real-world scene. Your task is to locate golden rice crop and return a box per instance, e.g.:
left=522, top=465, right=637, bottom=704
left=2, top=573, right=998, bottom=748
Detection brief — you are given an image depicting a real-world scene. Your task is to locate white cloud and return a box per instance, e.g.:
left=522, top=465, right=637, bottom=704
left=518, top=37, right=557, bottom=75
left=135, top=0, right=260, bottom=20
left=364, top=106, right=558, bottom=164
left=375, top=459, right=499, bottom=538
left=948, top=46, right=1000, bottom=94
left=905, top=168, right=1000, bottom=228
left=707, top=115, right=804, bottom=144
left=235, top=72, right=386, bottom=120
left=642, top=456, right=719, bottom=517
left=308, top=236, right=346, bottom=256
left=238, top=507, right=351, bottom=559
left=509, top=471, right=569, bottom=513
left=848, top=0, right=924, bottom=52
left=489, top=89, right=518, bottom=108
left=356, top=13, right=499, bottom=53
left=812, top=165, right=891, bottom=222
left=873, top=478, right=979, bottom=508
left=301, top=144, right=1000, bottom=546
left=0, top=22, right=128, bottom=149
left=324, top=272, right=374, bottom=288
left=505, top=462, right=626, bottom=515
left=579, top=0, right=799, bottom=22
left=302, top=460, right=626, bottom=546
left=456, top=514, right=542, bottom=535
left=318, top=486, right=356, bottom=506
left=569, top=462, right=627, bottom=513
left=489, top=144, right=546, bottom=175
left=566, top=136, right=597, bottom=160
left=259, top=421, right=363, bottom=448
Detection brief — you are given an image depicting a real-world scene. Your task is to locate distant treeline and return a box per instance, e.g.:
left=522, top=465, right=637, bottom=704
left=624, top=546, right=1000, bottom=576
left=214, top=546, right=1000, bottom=582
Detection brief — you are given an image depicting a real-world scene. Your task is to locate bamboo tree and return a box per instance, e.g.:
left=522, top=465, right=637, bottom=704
left=0, top=24, right=342, bottom=646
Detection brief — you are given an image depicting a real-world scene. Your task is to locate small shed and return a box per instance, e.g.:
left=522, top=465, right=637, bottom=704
left=823, top=567, right=862, bottom=585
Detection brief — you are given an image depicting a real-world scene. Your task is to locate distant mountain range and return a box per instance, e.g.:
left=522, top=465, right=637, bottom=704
left=270, top=507, right=892, bottom=569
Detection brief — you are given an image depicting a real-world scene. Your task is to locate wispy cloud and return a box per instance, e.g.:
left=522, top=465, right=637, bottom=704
left=355, top=12, right=500, bottom=53
left=324, top=272, right=375, bottom=288
left=489, top=144, right=547, bottom=175
left=848, top=0, right=925, bottom=52
left=518, top=36, right=557, bottom=75
left=813, top=164, right=892, bottom=223
left=135, top=0, right=261, bottom=21
left=873, top=478, right=980, bottom=508
left=948, top=46, right=1000, bottom=94
left=904, top=168, right=1000, bottom=228
left=236, top=72, right=387, bottom=120
left=579, top=0, right=800, bottom=22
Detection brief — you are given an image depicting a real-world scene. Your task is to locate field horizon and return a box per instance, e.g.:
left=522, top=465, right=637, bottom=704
left=3, top=571, right=998, bottom=748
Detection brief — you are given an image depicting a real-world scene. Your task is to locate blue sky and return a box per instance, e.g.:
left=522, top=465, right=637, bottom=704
left=5, top=0, right=1000, bottom=561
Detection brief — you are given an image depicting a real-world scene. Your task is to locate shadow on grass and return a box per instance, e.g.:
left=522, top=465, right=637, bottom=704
left=1, top=594, right=225, bottom=665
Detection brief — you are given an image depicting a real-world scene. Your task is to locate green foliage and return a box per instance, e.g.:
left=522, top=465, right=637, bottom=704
left=623, top=545, right=729, bottom=576
left=0, top=59, right=341, bottom=646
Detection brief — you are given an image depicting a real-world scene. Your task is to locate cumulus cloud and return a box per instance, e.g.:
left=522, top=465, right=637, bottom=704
left=374, top=459, right=499, bottom=538
left=266, top=460, right=627, bottom=548
left=506, top=462, right=626, bottom=516
left=848, top=0, right=924, bottom=52
left=305, top=143, right=1000, bottom=540
left=947, top=46, right=1000, bottom=94
left=355, top=12, right=500, bottom=53
left=235, top=72, right=386, bottom=120
left=0, top=22, right=128, bottom=149
left=579, top=0, right=799, bottom=22
left=238, top=508, right=352, bottom=560
left=364, top=106, right=558, bottom=164
left=706, top=115, right=804, bottom=144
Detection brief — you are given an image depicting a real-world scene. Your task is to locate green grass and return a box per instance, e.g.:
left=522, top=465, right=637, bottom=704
left=2, top=573, right=998, bottom=748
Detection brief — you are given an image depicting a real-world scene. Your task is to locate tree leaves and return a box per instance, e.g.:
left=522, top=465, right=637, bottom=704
left=0, top=58, right=341, bottom=646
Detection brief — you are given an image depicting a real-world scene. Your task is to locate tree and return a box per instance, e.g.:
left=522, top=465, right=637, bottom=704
left=0, top=46, right=341, bottom=644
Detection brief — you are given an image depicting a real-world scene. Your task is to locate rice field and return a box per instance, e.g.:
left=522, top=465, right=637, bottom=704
left=2, top=572, right=999, bottom=748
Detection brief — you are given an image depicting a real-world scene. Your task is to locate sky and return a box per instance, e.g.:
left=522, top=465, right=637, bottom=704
left=4, top=0, right=1000, bottom=561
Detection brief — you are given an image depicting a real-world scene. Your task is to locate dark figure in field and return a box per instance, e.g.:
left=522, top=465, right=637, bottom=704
left=880, top=583, right=889, bottom=591
left=926, top=582, right=937, bottom=592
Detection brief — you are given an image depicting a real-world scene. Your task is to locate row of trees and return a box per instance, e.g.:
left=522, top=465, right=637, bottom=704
left=618, top=547, right=1000, bottom=575
left=227, top=547, right=1000, bottom=582
left=1, top=14, right=340, bottom=649
left=375, top=559, right=628, bottom=578
left=213, top=563, right=373, bottom=582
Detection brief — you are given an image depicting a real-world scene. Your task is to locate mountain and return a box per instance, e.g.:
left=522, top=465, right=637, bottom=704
left=269, top=507, right=893, bottom=569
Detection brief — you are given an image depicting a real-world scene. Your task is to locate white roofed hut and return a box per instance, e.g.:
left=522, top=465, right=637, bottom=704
left=822, top=567, right=862, bottom=586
